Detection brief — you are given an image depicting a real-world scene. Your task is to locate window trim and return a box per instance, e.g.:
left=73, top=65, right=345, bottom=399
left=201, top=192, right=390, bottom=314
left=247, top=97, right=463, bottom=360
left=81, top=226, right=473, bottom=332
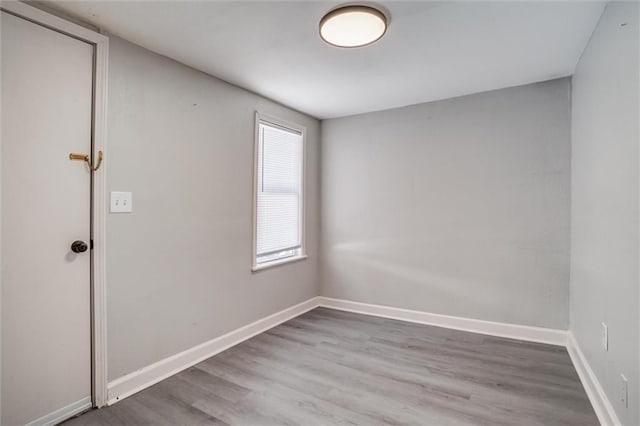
left=252, top=111, right=307, bottom=271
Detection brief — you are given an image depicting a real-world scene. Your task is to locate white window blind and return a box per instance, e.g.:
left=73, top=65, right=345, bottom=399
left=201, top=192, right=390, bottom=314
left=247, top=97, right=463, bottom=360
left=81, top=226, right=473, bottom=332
left=256, top=121, right=303, bottom=263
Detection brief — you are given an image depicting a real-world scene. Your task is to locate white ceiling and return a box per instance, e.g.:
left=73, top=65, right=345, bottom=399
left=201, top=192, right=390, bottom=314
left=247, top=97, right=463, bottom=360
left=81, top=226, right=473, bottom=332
left=50, top=1, right=605, bottom=119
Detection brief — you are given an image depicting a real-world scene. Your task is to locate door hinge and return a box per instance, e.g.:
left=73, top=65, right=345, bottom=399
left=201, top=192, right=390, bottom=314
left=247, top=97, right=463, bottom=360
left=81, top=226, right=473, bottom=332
left=90, top=239, right=94, bottom=250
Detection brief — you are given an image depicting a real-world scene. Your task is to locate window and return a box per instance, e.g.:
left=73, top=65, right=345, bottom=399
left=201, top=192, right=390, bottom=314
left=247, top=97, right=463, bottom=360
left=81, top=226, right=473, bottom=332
left=253, top=114, right=306, bottom=270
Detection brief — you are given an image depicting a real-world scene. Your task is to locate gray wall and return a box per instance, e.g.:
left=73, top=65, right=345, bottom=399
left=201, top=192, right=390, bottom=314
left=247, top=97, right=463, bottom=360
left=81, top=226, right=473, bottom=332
left=570, top=2, right=639, bottom=425
left=321, top=78, right=571, bottom=330
left=106, top=37, right=320, bottom=381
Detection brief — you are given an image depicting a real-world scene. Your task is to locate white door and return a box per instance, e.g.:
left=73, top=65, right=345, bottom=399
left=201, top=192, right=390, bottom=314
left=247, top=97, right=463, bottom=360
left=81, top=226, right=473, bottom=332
left=1, top=10, right=94, bottom=426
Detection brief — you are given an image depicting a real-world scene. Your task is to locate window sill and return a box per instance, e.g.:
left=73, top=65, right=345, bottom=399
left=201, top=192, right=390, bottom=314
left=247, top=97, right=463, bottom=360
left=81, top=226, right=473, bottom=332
left=252, top=255, right=308, bottom=272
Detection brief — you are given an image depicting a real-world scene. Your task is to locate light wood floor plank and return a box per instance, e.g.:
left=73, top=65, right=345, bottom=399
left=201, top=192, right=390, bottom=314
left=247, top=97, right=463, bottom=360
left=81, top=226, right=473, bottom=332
left=65, top=308, right=598, bottom=425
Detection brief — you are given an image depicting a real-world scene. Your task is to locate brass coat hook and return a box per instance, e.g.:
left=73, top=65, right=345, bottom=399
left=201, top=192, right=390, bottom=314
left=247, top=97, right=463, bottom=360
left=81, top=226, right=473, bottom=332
left=69, top=150, right=103, bottom=171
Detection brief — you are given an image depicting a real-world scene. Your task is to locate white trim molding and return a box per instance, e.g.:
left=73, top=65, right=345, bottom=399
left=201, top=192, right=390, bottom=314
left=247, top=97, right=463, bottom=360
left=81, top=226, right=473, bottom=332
left=566, top=332, right=621, bottom=426
left=318, top=297, right=568, bottom=346
left=106, top=294, right=614, bottom=426
left=0, top=0, right=109, bottom=410
left=90, top=16, right=109, bottom=410
left=107, top=296, right=570, bottom=406
left=107, top=297, right=320, bottom=405
left=24, top=397, right=91, bottom=426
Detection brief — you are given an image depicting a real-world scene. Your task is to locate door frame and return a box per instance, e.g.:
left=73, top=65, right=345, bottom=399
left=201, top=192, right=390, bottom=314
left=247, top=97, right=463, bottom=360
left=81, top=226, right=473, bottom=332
left=0, top=1, right=109, bottom=408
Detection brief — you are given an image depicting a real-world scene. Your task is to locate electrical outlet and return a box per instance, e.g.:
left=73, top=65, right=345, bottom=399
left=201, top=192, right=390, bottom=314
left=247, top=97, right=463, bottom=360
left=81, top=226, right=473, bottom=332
left=620, top=374, right=628, bottom=408
left=601, top=322, right=608, bottom=351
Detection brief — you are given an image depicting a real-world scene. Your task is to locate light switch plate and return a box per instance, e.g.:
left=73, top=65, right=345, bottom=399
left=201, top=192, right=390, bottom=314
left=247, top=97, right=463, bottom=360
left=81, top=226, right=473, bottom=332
left=110, top=191, right=132, bottom=213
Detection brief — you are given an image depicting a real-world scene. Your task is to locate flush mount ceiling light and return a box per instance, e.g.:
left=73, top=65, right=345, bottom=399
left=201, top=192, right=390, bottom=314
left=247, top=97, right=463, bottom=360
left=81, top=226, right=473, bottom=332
left=319, top=5, right=388, bottom=48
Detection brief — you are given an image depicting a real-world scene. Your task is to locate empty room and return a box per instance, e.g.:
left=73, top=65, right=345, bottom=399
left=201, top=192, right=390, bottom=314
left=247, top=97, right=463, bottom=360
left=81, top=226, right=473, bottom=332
left=1, top=0, right=638, bottom=425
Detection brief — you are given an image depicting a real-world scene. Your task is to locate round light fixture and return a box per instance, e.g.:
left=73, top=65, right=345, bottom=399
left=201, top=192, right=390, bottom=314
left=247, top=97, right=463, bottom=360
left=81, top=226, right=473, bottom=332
left=319, top=5, right=388, bottom=48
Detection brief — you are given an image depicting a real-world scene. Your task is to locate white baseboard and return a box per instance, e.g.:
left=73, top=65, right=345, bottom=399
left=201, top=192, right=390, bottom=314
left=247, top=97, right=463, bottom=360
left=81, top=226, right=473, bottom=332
left=107, top=295, right=601, bottom=422
left=107, top=296, right=320, bottom=405
left=566, top=332, right=621, bottom=426
left=25, top=396, right=91, bottom=426
left=317, top=297, right=568, bottom=346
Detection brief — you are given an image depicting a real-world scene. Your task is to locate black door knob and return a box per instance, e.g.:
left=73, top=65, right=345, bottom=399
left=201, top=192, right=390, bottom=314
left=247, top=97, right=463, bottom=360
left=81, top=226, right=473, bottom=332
left=71, top=240, right=88, bottom=253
